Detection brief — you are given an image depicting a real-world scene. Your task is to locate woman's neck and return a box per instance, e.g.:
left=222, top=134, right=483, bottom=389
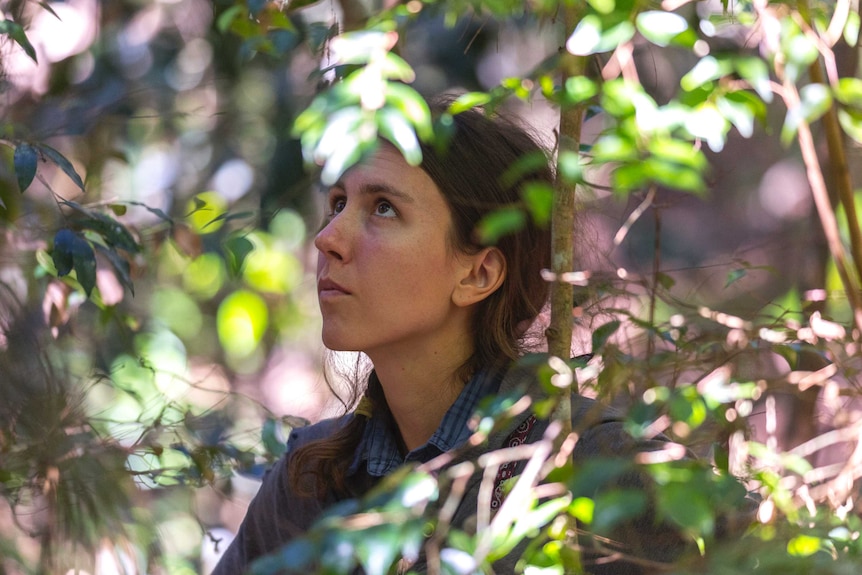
left=368, top=334, right=473, bottom=452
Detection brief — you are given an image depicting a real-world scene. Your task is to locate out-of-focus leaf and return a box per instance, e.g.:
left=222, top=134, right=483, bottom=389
left=735, top=57, right=773, bottom=103
left=0, top=20, right=37, bottom=62
left=94, top=243, right=134, bottom=296
left=636, top=11, right=689, bottom=47
left=834, top=77, right=862, bottom=107
left=592, top=489, right=647, bottom=534
left=36, top=144, right=85, bottom=191
left=384, top=83, right=432, bottom=140
left=492, top=495, right=572, bottom=559
left=521, top=182, right=554, bottom=226
left=557, top=150, right=583, bottom=183
left=799, top=83, right=833, bottom=123
left=566, top=15, right=603, bottom=55
left=74, top=249, right=97, bottom=296
left=845, top=10, right=860, bottom=46
left=262, top=418, right=286, bottom=459
left=838, top=108, right=862, bottom=144
left=591, top=320, right=621, bottom=353
left=726, top=268, right=747, bottom=287
left=477, top=207, right=526, bottom=245
left=787, top=534, right=821, bottom=557
left=563, top=76, right=597, bottom=104
left=13, top=142, right=37, bottom=192
left=681, top=56, right=733, bottom=92
left=716, top=91, right=763, bottom=138
left=53, top=229, right=77, bottom=276
left=217, top=5, right=244, bottom=33
left=225, top=235, right=255, bottom=277
left=52, top=232, right=97, bottom=297
left=587, top=0, right=615, bottom=15
left=449, top=91, right=492, bottom=114
left=78, top=213, right=140, bottom=253
left=377, top=107, right=421, bottom=166
left=501, top=150, right=553, bottom=189
left=108, top=204, right=127, bottom=216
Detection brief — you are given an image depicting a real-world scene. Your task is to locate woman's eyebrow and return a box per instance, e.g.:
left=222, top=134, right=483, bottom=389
left=362, top=183, right=414, bottom=203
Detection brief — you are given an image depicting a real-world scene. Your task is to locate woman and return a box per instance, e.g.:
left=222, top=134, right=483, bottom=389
left=213, top=103, right=685, bottom=574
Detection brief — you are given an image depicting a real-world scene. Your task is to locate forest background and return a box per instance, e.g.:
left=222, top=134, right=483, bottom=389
left=1, top=0, right=862, bottom=573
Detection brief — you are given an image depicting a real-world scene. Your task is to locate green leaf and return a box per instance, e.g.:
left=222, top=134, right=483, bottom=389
left=36, top=144, right=85, bottom=191
left=656, top=481, right=714, bottom=535
left=225, top=235, right=255, bottom=277
left=591, top=320, right=621, bottom=353
left=725, top=268, right=747, bottom=287
left=566, top=15, right=602, bottom=56
left=834, top=77, right=862, bottom=107
left=0, top=20, right=37, bottom=63
left=586, top=0, right=615, bottom=15
left=501, top=150, right=554, bottom=189
left=216, top=5, right=244, bottom=34
left=377, top=107, right=422, bottom=166
left=477, top=207, right=526, bottom=245
left=716, top=91, right=764, bottom=138
left=521, top=182, right=554, bottom=226
left=681, top=56, right=733, bottom=92
left=838, top=108, right=862, bottom=144
left=799, top=83, right=833, bottom=124
left=648, top=137, right=707, bottom=171
left=592, top=489, right=647, bottom=534
left=13, top=142, right=37, bottom=192
left=449, top=91, right=492, bottom=115
left=384, top=83, right=433, bottom=140
left=787, top=534, right=821, bottom=557
left=556, top=150, right=583, bottom=184
left=636, top=11, right=689, bottom=47
left=845, top=10, right=860, bottom=46
left=562, top=76, right=597, bottom=105
left=734, top=57, right=773, bottom=103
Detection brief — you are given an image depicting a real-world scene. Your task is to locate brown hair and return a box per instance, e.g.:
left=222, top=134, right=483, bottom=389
left=289, top=100, right=554, bottom=496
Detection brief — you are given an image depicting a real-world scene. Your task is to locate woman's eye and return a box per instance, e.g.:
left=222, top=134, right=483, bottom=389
left=374, top=201, right=396, bottom=217
left=330, top=197, right=346, bottom=215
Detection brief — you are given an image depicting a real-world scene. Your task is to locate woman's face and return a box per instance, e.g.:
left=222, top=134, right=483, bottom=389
left=314, top=145, right=470, bottom=356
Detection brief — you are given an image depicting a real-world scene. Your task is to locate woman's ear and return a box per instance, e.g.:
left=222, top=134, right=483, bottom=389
left=453, top=247, right=506, bottom=307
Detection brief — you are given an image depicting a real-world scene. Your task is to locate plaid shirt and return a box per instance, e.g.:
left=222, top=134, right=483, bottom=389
left=352, top=368, right=503, bottom=477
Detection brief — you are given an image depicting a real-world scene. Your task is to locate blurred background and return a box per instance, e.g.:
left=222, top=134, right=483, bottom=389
left=0, top=0, right=857, bottom=573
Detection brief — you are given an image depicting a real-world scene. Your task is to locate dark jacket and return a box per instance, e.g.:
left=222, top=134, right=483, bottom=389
left=213, top=359, right=688, bottom=575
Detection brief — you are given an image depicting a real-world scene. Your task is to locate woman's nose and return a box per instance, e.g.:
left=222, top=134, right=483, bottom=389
left=314, top=215, right=348, bottom=262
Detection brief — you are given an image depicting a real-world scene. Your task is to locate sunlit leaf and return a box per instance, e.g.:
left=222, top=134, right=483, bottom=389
left=734, top=57, right=773, bottom=103
left=838, top=108, right=862, bottom=144
left=681, top=56, right=733, bottom=92
left=449, top=91, right=492, bottom=114
left=586, top=0, right=615, bottom=15
left=787, top=534, right=821, bottom=557
left=377, top=107, right=422, bottom=166
left=799, top=83, right=833, bottom=124
left=557, top=150, right=583, bottom=183
left=568, top=496, right=595, bottom=524
left=636, top=11, right=688, bottom=47
left=13, top=142, right=37, bottom=192
left=845, top=10, right=860, bottom=46
left=385, top=83, right=432, bottom=140
left=834, top=77, right=862, bottom=107
left=566, top=15, right=603, bottom=55
left=563, top=76, right=597, bottom=104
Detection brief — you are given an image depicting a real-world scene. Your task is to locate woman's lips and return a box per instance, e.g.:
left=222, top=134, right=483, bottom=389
left=317, top=277, right=351, bottom=298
